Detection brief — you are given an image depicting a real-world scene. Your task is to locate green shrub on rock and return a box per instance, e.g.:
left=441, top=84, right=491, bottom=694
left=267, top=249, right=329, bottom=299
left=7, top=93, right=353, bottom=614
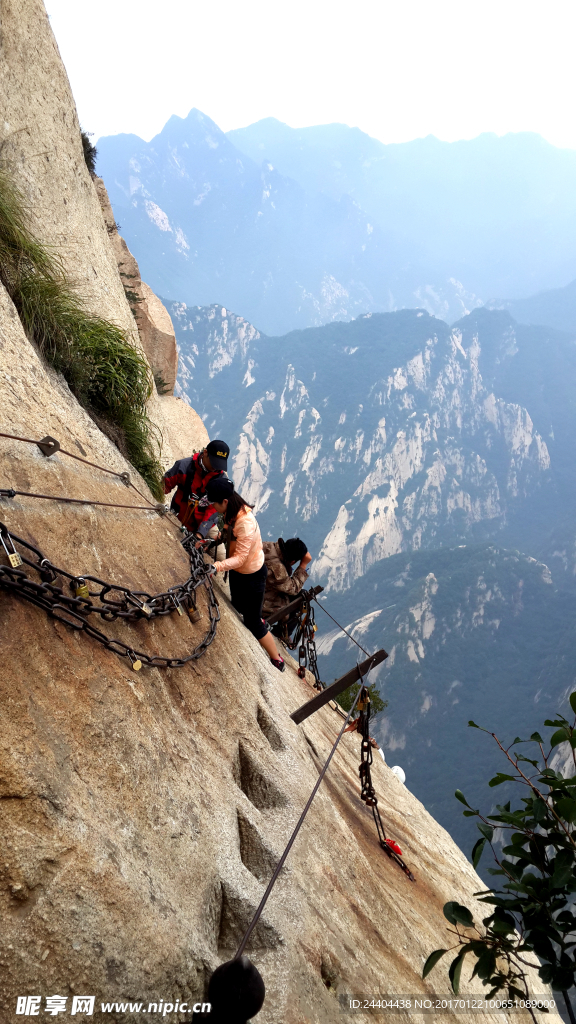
left=423, top=697, right=576, bottom=1022
left=0, top=166, right=163, bottom=499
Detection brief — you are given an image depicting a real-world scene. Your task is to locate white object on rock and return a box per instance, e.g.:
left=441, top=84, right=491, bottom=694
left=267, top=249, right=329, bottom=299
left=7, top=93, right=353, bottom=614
left=391, top=765, right=406, bottom=784
left=378, top=748, right=386, bottom=763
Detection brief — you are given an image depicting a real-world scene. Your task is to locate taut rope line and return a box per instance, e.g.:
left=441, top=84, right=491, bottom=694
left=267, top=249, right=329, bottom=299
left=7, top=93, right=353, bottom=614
left=235, top=680, right=365, bottom=959
left=0, top=430, right=157, bottom=508
left=1, top=487, right=163, bottom=512
left=312, top=596, right=371, bottom=658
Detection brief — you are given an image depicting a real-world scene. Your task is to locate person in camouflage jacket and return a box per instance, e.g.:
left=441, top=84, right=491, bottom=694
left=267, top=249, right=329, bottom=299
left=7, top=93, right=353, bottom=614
left=262, top=537, right=312, bottom=624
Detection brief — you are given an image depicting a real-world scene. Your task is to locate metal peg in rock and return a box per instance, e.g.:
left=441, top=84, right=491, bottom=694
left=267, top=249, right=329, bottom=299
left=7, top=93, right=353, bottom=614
left=36, top=436, right=60, bottom=457
left=192, top=957, right=265, bottom=1023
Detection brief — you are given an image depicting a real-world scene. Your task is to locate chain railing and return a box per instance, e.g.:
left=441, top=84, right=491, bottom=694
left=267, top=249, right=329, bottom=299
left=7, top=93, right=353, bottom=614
left=0, top=523, right=219, bottom=669
left=356, top=686, right=416, bottom=881
left=272, top=587, right=324, bottom=691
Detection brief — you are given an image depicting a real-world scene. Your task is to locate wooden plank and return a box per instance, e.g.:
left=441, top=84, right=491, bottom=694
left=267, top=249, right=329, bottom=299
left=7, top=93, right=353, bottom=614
left=265, top=585, right=324, bottom=627
left=290, top=649, right=388, bottom=724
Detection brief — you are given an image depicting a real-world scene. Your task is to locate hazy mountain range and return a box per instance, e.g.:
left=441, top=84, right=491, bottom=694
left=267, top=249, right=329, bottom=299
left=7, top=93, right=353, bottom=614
left=97, top=110, right=576, bottom=335
left=490, top=277, right=576, bottom=334
left=95, top=108, right=576, bottom=852
left=166, top=297, right=576, bottom=850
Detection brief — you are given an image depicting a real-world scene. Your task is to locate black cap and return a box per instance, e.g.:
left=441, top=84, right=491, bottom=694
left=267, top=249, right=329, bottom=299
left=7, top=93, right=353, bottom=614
left=206, top=476, right=234, bottom=503
left=206, top=439, right=230, bottom=472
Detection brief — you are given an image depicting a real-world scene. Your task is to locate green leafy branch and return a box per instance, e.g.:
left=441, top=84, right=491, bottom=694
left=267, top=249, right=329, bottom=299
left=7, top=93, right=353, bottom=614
left=423, top=693, right=576, bottom=1024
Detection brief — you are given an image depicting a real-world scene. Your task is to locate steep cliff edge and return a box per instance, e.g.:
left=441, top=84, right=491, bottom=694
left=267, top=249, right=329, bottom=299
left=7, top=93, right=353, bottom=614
left=0, top=287, right=549, bottom=1022
left=94, top=176, right=178, bottom=396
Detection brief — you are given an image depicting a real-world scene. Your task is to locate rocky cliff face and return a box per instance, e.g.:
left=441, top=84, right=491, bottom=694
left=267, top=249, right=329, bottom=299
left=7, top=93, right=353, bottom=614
left=0, top=0, right=133, bottom=334
left=0, top=284, right=548, bottom=1020
left=0, top=0, right=181, bottom=466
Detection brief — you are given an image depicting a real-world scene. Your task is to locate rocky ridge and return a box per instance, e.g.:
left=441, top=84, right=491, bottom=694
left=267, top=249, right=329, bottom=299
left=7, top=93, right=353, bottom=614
left=97, top=112, right=576, bottom=334
left=94, top=175, right=178, bottom=396
left=169, top=303, right=560, bottom=591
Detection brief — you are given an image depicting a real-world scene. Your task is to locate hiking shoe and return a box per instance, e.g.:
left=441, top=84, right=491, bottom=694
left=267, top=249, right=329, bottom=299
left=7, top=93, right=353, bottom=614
left=270, top=657, right=285, bottom=672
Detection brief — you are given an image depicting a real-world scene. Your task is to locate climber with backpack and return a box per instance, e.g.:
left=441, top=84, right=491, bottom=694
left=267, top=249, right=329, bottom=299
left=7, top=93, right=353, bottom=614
left=206, top=478, right=286, bottom=672
left=163, top=440, right=230, bottom=543
left=262, top=537, right=312, bottom=637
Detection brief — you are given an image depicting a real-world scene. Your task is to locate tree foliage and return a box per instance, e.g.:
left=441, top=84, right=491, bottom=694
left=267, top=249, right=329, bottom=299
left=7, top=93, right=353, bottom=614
left=423, top=695, right=576, bottom=1020
left=337, top=681, right=387, bottom=715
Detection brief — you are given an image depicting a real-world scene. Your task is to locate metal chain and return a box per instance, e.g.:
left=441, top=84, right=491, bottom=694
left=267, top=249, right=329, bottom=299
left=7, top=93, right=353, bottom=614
left=356, top=686, right=416, bottom=881
left=279, top=590, right=324, bottom=691
left=0, top=523, right=220, bottom=669
left=299, top=601, right=323, bottom=691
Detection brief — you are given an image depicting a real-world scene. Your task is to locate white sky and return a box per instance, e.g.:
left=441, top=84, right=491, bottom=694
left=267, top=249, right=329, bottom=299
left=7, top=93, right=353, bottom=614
left=45, top=0, right=576, bottom=149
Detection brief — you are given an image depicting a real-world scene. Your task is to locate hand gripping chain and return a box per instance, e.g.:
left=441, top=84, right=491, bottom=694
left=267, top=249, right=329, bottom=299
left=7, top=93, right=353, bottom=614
left=357, top=686, right=416, bottom=882
left=0, top=522, right=220, bottom=669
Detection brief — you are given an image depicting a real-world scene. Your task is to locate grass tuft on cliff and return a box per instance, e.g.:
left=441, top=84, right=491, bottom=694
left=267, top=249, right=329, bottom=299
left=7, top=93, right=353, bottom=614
left=0, top=166, right=164, bottom=499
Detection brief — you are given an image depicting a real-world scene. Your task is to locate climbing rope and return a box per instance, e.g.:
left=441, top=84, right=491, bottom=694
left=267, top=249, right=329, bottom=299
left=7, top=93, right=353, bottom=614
left=0, top=523, right=219, bottom=669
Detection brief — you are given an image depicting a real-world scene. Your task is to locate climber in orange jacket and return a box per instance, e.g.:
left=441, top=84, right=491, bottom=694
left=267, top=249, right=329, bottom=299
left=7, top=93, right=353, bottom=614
left=207, top=477, right=286, bottom=672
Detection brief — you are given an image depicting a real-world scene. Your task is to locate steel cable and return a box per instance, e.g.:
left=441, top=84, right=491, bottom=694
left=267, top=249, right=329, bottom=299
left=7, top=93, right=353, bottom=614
left=312, top=597, right=371, bottom=658
left=235, top=680, right=365, bottom=959
left=1, top=487, right=161, bottom=512
left=0, top=429, right=162, bottom=510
